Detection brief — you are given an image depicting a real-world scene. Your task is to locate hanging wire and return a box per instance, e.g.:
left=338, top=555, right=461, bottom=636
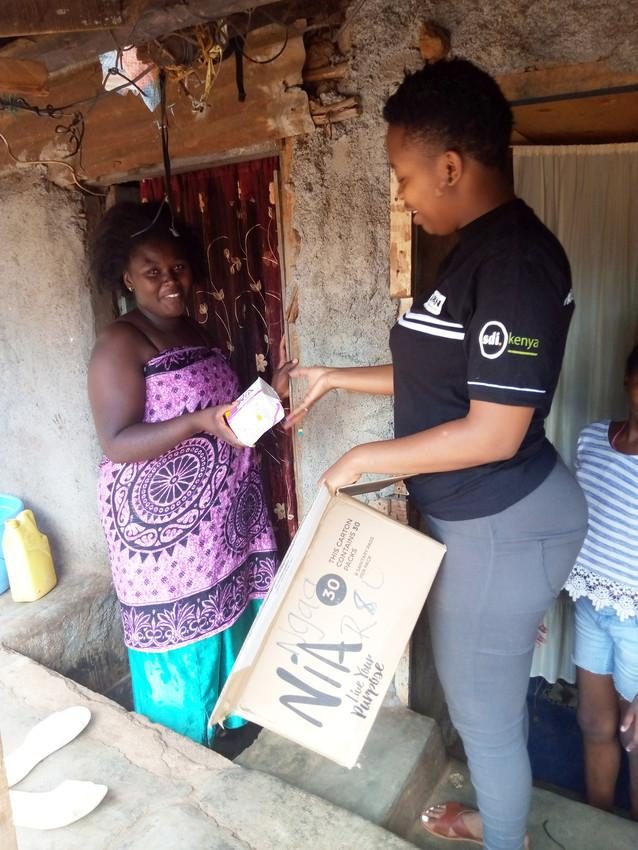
left=158, top=70, right=178, bottom=235
left=54, top=111, right=85, bottom=158
left=0, top=132, right=106, bottom=196
left=129, top=197, right=167, bottom=239
left=149, top=24, right=224, bottom=111
left=0, top=4, right=289, bottom=179
left=227, top=17, right=290, bottom=64
left=130, top=73, right=178, bottom=240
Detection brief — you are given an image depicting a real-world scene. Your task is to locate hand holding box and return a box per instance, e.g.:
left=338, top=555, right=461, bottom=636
left=225, top=378, right=285, bottom=446
left=210, top=477, right=446, bottom=767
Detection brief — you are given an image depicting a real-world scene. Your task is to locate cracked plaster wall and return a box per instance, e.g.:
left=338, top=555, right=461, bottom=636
left=0, top=173, right=108, bottom=577
left=288, top=0, right=637, bottom=513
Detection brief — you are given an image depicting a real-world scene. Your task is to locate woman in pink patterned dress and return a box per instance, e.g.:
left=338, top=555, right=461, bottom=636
left=88, top=201, right=292, bottom=747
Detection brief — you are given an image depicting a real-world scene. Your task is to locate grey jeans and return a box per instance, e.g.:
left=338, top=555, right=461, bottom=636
left=425, top=459, right=588, bottom=850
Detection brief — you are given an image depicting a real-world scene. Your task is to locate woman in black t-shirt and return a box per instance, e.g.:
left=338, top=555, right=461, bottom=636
left=287, top=59, right=587, bottom=850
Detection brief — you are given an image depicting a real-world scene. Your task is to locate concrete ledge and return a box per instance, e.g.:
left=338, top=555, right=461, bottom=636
left=237, top=705, right=447, bottom=840
left=0, top=572, right=127, bottom=695
left=0, top=648, right=415, bottom=850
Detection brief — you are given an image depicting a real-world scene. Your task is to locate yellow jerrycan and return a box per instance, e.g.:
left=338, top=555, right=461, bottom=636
left=2, top=510, right=57, bottom=602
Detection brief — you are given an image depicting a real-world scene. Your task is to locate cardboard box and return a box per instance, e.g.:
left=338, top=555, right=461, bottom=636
left=211, top=478, right=446, bottom=768
left=226, top=378, right=284, bottom=446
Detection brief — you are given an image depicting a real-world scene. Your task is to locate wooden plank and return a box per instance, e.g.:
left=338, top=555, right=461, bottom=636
left=303, top=62, right=349, bottom=83
left=389, top=168, right=412, bottom=299
left=0, top=0, right=281, bottom=74
left=498, top=60, right=638, bottom=104
left=0, top=22, right=314, bottom=184
left=0, top=0, right=124, bottom=36
left=0, top=56, right=49, bottom=95
left=277, top=135, right=306, bottom=512
left=512, top=90, right=638, bottom=144
left=123, top=0, right=280, bottom=42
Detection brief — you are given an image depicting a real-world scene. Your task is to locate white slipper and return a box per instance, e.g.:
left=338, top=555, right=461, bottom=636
left=5, top=706, right=91, bottom=788
left=10, top=780, right=108, bottom=830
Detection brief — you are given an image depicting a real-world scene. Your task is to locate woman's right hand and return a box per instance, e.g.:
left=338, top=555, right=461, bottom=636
left=285, top=366, right=336, bottom=428
left=194, top=405, right=250, bottom=449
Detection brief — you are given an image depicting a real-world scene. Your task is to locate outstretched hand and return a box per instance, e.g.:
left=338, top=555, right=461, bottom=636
left=284, top=365, right=336, bottom=429
left=620, top=695, right=638, bottom=753
left=270, top=336, right=298, bottom=400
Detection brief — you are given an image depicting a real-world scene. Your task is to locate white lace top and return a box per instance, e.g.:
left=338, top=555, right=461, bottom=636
left=564, top=420, right=638, bottom=621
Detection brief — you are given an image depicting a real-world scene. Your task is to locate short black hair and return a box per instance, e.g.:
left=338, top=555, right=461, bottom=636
left=383, top=58, right=513, bottom=171
left=90, top=200, right=206, bottom=293
left=625, top=344, right=638, bottom=378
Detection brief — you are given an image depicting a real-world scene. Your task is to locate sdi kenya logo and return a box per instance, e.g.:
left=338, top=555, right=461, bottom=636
left=478, top=320, right=540, bottom=360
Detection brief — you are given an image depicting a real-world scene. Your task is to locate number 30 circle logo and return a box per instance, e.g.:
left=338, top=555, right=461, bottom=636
left=316, top=573, right=347, bottom=606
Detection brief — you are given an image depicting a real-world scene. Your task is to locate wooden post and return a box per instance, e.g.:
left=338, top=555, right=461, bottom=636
left=0, top=737, right=18, bottom=850
left=389, top=169, right=413, bottom=299
left=276, top=137, right=307, bottom=514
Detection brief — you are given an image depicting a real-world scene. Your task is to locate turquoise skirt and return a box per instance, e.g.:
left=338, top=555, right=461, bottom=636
left=128, top=600, right=260, bottom=746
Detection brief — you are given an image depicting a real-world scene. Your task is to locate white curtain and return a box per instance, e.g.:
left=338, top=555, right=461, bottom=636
left=514, top=144, right=638, bottom=681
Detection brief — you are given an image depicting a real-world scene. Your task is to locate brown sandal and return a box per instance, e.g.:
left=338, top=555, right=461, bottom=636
left=421, top=802, right=482, bottom=845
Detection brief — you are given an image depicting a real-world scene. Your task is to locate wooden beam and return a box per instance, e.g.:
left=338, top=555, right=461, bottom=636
left=121, top=0, right=281, bottom=43
left=512, top=90, right=638, bottom=145
left=497, top=60, right=638, bottom=104
left=0, top=57, right=49, bottom=96
left=0, top=1, right=124, bottom=37
left=0, top=0, right=281, bottom=74
left=303, top=62, right=349, bottom=84
left=309, top=96, right=360, bottom=127
left=389, top=169, right=412, bottom=300
left=0, top=21, right=314, bottom=184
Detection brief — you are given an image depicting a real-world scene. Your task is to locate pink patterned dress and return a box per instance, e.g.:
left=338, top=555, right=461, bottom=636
left=97, top=346, right=278, bottom=654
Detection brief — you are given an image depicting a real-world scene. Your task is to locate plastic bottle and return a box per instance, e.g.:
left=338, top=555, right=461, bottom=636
left=2, top=510, right=57, bottom=602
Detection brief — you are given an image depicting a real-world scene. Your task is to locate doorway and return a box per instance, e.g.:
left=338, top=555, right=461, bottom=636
left=113, top=156, right=299, bottom=555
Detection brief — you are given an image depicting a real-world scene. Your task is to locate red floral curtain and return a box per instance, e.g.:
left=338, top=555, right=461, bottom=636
left=140, top=158, right=298, bottom=551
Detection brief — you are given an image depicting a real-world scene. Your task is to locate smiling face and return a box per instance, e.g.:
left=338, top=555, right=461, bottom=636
left=123, top=237, right=193, bottom=323
left=386, top=124, right=462, bottom=236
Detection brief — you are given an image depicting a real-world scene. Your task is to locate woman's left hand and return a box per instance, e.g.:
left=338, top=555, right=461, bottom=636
left=271, top=336, right=298, bottom=400
left=620, top=695, right=638, bottom=752
left=319, top=450, right=362, bottom=493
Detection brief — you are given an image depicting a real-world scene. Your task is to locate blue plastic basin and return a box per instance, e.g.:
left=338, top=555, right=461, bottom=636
left=0, top=494, right=24, bottom=593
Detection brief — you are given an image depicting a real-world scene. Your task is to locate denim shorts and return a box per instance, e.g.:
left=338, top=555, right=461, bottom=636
left=573, top=596, right=638, bottom=702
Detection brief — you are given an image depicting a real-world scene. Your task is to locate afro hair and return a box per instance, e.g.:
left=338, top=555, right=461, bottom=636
left=383, top=58, right=513, bottom=171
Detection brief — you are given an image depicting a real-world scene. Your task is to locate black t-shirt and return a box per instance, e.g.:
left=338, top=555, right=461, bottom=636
left=390, top=199, right=574, bottom=520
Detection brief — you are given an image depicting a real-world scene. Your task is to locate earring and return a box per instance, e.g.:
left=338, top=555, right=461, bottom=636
left=434, top=183, right=445, bottom=198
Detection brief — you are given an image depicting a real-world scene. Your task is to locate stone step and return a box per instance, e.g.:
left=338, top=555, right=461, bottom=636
left=0, top=571, right=127, bottom=695
left=0, top=648, right=416, bottom=850
left=406, top=759, right=638, bottom=850
left=237, top=704, right=447, bottom=839
left=238, top=703, right=638, bottom=850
